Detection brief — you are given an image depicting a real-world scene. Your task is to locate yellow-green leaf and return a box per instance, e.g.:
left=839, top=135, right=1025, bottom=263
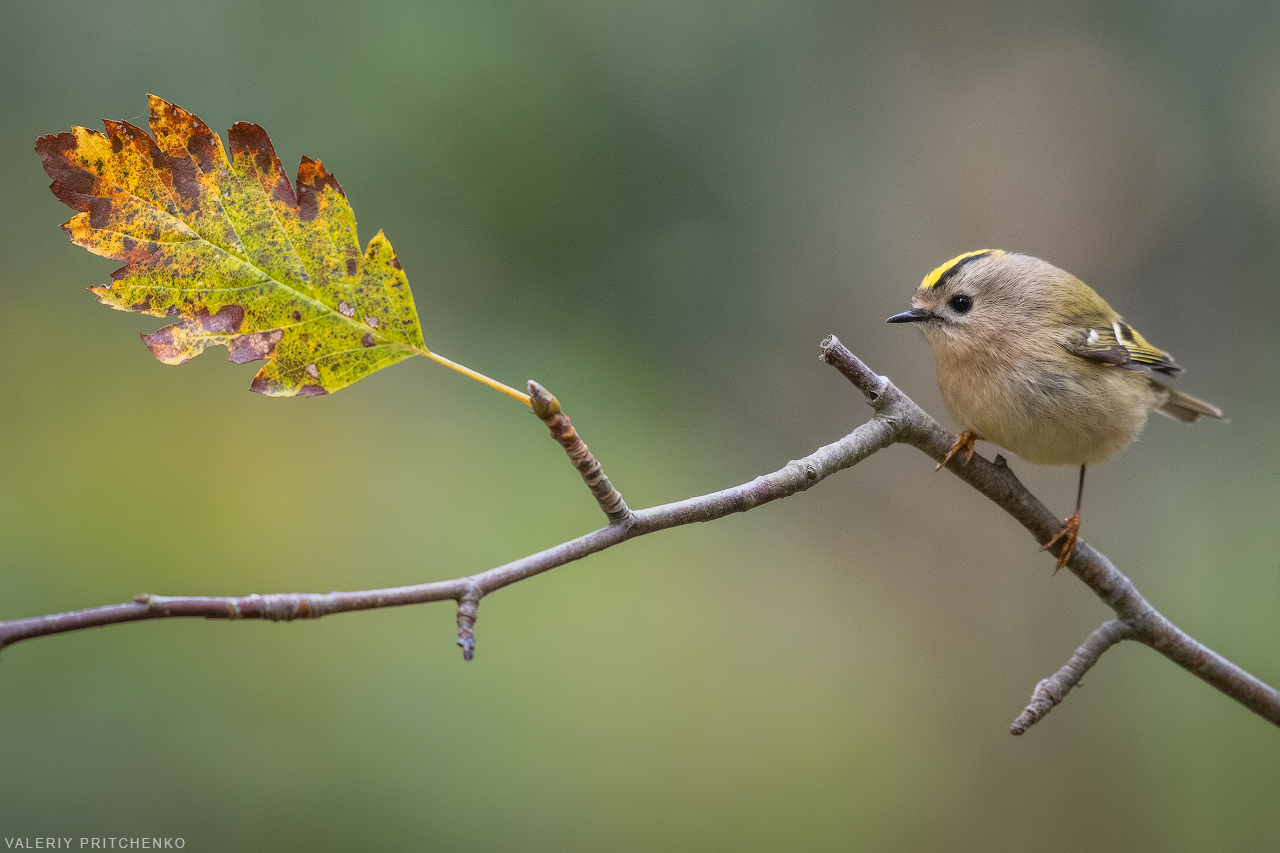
left=37, top=95, right=428, bottom=397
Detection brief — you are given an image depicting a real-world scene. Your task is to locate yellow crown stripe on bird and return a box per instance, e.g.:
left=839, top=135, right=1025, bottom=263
left=920, top=249, right=1005, bottom=290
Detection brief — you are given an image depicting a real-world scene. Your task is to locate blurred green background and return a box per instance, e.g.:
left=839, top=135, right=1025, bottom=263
left=3, top=0, right=1279, bottom=849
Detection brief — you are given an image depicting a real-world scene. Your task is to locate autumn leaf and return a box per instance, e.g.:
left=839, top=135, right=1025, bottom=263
left=37, top=95, right=529, bottom=402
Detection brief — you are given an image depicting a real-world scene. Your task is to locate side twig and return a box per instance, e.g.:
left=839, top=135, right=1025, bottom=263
left=0, top=336, right=1274, bottom=736
left=528, top=380, right=633, bottom=525
left=1009, top=619, right=1133, bottom=735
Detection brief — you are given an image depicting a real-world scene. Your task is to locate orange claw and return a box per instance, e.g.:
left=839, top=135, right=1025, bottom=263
left=1042, top=510, right=1082, bottom=574
left=936, top=430, right=979, bottom=471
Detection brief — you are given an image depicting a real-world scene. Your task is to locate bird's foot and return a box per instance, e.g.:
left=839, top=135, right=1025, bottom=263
left=1041, top=510, right=1081, bottom=574
left=936, top=430, right=978, bottom=471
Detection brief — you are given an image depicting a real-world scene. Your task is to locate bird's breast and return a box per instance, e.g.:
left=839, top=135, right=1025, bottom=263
left=933, top=347, right=1155, bottom=467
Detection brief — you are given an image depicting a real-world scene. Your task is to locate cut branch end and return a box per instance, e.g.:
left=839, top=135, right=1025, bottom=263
left=820, top=336, right=891, bottom=408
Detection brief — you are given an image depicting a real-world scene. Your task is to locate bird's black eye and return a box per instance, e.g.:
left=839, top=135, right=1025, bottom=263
left=948, top=294, right=973, bottom=314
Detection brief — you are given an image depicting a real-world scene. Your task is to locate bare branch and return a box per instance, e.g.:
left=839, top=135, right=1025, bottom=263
left=1, top=334, right=1275, bottom=735
left=0, top=393, right=897, bottom=652
left=1010, top=619, right=1133, bottom=735
left=819, top=335, right=1280, bottom=730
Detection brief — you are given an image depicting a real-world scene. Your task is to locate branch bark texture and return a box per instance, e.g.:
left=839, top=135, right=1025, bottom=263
left=1, top=337, right=1275, bottom=735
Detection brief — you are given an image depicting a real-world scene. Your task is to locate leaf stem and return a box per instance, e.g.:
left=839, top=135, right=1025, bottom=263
left=418, top=349, right=532, bottom=406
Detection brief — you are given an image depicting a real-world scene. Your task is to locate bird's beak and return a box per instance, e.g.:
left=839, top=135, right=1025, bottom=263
left=885, top=308, right=935, bottom=324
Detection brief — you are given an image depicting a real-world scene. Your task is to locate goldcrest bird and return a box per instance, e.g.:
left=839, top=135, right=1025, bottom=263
left=887, top=249, right=1224, bottom=571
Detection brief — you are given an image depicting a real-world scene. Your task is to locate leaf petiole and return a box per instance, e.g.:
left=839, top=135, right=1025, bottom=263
left=418, top=349, right=532, bottom=406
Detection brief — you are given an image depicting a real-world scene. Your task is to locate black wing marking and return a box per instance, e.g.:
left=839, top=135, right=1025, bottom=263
left=1063, top=321, right=1182, bottom=376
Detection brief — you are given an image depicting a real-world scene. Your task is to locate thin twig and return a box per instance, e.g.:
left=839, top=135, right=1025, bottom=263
left=0, top=336, right=1275, bottom=735
left=455, top=583, right=482, bottom=662
left=1010, top=619, right=1133, bottom=735
left=528, top=380, right=633, bottom=524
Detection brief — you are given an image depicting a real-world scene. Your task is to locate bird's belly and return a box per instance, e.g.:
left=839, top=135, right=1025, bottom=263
left=938, top=361, right=1155, bottom=467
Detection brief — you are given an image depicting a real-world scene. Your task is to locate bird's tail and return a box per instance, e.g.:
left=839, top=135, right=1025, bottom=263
left=1150, top=380, right=1226, bottom=423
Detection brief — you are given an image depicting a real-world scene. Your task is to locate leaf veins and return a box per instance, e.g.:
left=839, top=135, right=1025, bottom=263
left=37, top=95, right=426, bottom=396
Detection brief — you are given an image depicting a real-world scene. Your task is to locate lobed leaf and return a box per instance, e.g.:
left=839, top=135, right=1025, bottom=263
left=36, top=95, right=426, bottom=396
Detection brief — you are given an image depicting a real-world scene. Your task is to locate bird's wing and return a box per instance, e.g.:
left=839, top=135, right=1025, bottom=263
left=1061, top=320, right=1182, bottom=376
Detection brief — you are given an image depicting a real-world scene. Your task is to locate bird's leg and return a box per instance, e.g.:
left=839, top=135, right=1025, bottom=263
left=936, top=430, right=979, bottom=471
left=1042, top=464, right=1086, bottom=573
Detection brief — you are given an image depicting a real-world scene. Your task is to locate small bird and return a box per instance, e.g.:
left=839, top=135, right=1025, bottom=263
left=887, top=250, right=1224, bottom=571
